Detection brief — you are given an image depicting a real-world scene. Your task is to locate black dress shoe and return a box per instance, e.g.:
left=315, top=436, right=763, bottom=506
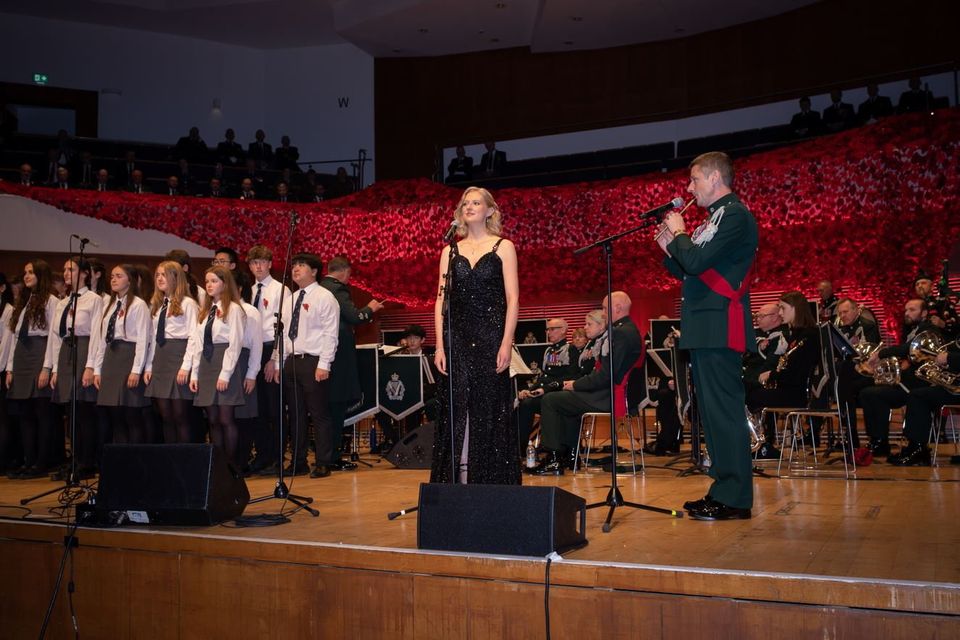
left=310, top=465, right=331, bottom=478
left=683, top=494, right=711, bottom=511
left=687, top=498, right=751, bottom=521
left=889, top=443, right=931, bottom=467
left=283, top=463, right=310, bottom=477
left=257, top=463, right=281, bottom=476
left=754, top=443, right=780, bottom=460
left=330, top=459, right=358, bottom=471
left=530, top=452, right=565, bottom=476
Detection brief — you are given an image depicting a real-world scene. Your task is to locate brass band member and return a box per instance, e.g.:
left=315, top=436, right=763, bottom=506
left=834, top=297, right=881, bottom=448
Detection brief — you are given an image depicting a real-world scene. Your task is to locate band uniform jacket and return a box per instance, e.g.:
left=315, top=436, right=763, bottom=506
left=570, top=316, right=643, bottom=409
left=664, top=192, right=759, bottom=352
left=319, top=276, right=375, bottom=403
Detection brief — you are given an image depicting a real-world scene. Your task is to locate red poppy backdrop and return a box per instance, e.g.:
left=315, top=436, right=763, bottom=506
left=2, top=110, right=959, bottom=338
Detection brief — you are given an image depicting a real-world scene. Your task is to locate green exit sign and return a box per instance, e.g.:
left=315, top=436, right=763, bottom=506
left=33, top=73, right=48, bottom=85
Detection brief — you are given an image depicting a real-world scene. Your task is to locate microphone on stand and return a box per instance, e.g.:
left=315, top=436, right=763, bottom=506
left=71, top=234, right=99, bottom=247
left=638, top=197, right=687, bottom=220
left=442, top=219, right=459, bottom=242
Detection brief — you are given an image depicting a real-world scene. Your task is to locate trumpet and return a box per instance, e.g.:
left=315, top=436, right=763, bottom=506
left=653, top=198, right=696, bottom=243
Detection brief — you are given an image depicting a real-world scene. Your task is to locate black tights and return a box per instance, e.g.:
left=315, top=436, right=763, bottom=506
left=109, top=406, right=146, bottom=443
left=19, top=397, right=54, bottom=469
left=207, top=405, right=239, bottom=466
left=154, top=398, right=192, bottom=443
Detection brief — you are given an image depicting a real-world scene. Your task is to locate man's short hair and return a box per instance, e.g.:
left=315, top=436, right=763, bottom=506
left=215, top=247, right=238, bottom=264
left=292, top=253, right=322, bottom=271
left=327, top=256, right=351, bottom=273
left=690, top=151, right=734, bottom=188
left=402, top=324, right=427, bottom=340
left=246, top=245, right=273, bottom=262
left=836, top=297, right=857, bottom=309
left=165, top=249, right=191, bottom=267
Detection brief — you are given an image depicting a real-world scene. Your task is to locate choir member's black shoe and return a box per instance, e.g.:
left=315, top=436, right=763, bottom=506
left=754, top=443, right=781, bottom=460
left=310, top=465, right=332, bottom=478
left=257, top=463, right=281, bottom=477
left=330, top=459, right=358, bottom=471
left=687, top=498, right=751, bottom=521
left=247, top=458, right=270, bottom=474
left=683, top=494, right=712, bottom=512
left=283, top=463, right=310, bottom=477
left=530, top=452, right=565, bottom=476
left=888, top=443, right=931, bottom=467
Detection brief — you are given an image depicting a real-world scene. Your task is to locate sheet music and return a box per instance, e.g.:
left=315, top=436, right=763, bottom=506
left=509, top=346, right=533, bottom=377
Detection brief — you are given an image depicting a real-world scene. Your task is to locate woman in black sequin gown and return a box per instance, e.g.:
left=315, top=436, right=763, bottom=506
left=432, top=187, right=520, bottom=485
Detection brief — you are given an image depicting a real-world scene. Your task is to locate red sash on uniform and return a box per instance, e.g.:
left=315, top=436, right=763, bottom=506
left=698, top=267, right=752, bottom=352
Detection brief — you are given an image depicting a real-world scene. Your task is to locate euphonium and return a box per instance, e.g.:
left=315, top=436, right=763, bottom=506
left=908, top=331, right=957, bottom=363
left=916, top=362, right=960, bottom=393
left=745, top=407, right=765, bottom=453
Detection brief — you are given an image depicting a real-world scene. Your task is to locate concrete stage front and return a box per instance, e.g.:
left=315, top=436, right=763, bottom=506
left=1, top=456, right=958, bottom=639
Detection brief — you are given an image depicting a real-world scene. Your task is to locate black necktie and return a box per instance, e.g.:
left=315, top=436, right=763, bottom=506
left=59, top=294, right=77, bottom=338
left=253, top=283, right=263, bottom=309
left=105, top=300, right=122, bottom=343
left=288, top=290, right=306, bottom=341
left=17, top=296, right=32, bottom=341
left=156, top=298, right=169, bottom=346
left=203, top=306, right=216, bottom=358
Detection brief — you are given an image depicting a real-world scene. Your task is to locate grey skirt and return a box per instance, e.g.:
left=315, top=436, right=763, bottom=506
left=8, top=336, right=52, bottom=400
left=144, top=339, right=194, bottom=400
left=193, top=343, right=244, bottom=407
left=53, top=336, right=97, bottom=404
left=97, top=340, right=149, bottom=408
left=233, top=347, right=259, bottom=419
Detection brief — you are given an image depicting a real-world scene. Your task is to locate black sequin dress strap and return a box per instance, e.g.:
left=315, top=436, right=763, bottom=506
left=491, top=238, right=503, bottom=253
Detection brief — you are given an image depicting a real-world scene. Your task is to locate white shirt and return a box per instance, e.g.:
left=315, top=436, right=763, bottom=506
left=91, top=296, right=151, bottom=376
left=46, top=288, right=104, bottom=373
left=248, top=275, right=291, bottom=342
left=6, top=293, right=58, bottom=373
left=188, top=301, right=245, bottom=383
left=273, top=281, right=339, bottom=371
left=0, top=304, right=12, bottom=373
left=240, top=301, right=264, bottom=380
left=144, top=296, right=200, bottom=374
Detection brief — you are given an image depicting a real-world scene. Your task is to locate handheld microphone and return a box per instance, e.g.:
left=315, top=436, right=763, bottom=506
left=71, top=234, right=100, bottom=247
left=442, top=220, right=459, bottom=242
left=639, top=197, right=686, bottom=220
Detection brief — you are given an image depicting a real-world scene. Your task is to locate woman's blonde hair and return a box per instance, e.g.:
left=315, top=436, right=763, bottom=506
left=151, top=261, right=189, bottom=317
left=453, top=187, right=502, bottom=237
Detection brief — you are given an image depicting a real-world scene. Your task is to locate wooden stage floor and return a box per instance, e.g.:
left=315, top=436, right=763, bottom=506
left=1, top=452, right=959, bottom=638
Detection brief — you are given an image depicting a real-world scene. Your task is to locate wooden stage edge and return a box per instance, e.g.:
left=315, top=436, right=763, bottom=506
left=1, top=465, right=959, bottom=638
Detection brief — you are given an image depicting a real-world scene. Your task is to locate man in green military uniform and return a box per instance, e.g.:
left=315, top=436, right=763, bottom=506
left=659, top=151, right=758, bottom=520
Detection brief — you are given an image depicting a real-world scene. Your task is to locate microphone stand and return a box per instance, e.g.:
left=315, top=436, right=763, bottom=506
left=21, top=237, right=96, bottom=506
left=388, top=228, right=457, bottom=520
left=247, top=211, right=318, bottom=519
left=574, top=218, right=682, bottom=532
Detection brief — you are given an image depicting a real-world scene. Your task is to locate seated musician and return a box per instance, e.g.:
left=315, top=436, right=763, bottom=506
left=743, top=302, right=790, bottom=395
left=374, top=324, right=437, bottom=452
left=747, top=291, right=820, bottom=459
left=528, top=293, right=642, bottom=476
left=516, top=318, right=580, bottom=454
left=858, top=299, right=941, bottom=461
left=834, top=297, right=882, bottom=448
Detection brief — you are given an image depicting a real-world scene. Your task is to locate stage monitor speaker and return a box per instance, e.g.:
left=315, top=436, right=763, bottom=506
left=96, top=444, right=249, bottom=526
left=384, top=422, right=434, bottom=469
left=417, top=483, right=587, bottom=556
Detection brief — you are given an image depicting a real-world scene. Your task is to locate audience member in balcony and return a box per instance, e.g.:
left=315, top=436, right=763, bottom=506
left=248, top=129, right=273, bottom=170
left=55, top=166, right=71, bottom=190
left=239, top=178, right=256, bottom=200
left=480, top=142, right=506, bottom=177
left=75, top=151, right=95, bottom=187
left=823, top=90, right=856, bottom=132
left=127, top=169, right=149, bottom=194
left=174, top=127, right=209, bottom=164
left=897, top=76, right=935, bottom=114
left=274, top=182, right=297, bottom=203
left=308, top=183, right=327, bottom=203
left=90, top=169, right=112, bottom=192
left=330, top=167, right=355, bottom=198
left=299, top=169, right=318, bottom=200
left=43, top=149, right=61, bottom=184
left=278, top=167, right=294, bottom=187
left=447, top=146, right=474, bottom=182
left=18, top=163, right=34, bottom=187
left=857, top=84, right=893, bottom=123
left=789, top=97, right=822, bottom=137
left=163, top=176, right=181, bottom=197
left=274, top=135, right=300, bottom=172
left=216, top=128, right=245, bottom=166
left=118, top=151, right=138, bottom=187
left=175, top=158, right=195, bottom=194
left=205, top=177, right=227, bottom=198
left=243, top=157, right=265, bottom=187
